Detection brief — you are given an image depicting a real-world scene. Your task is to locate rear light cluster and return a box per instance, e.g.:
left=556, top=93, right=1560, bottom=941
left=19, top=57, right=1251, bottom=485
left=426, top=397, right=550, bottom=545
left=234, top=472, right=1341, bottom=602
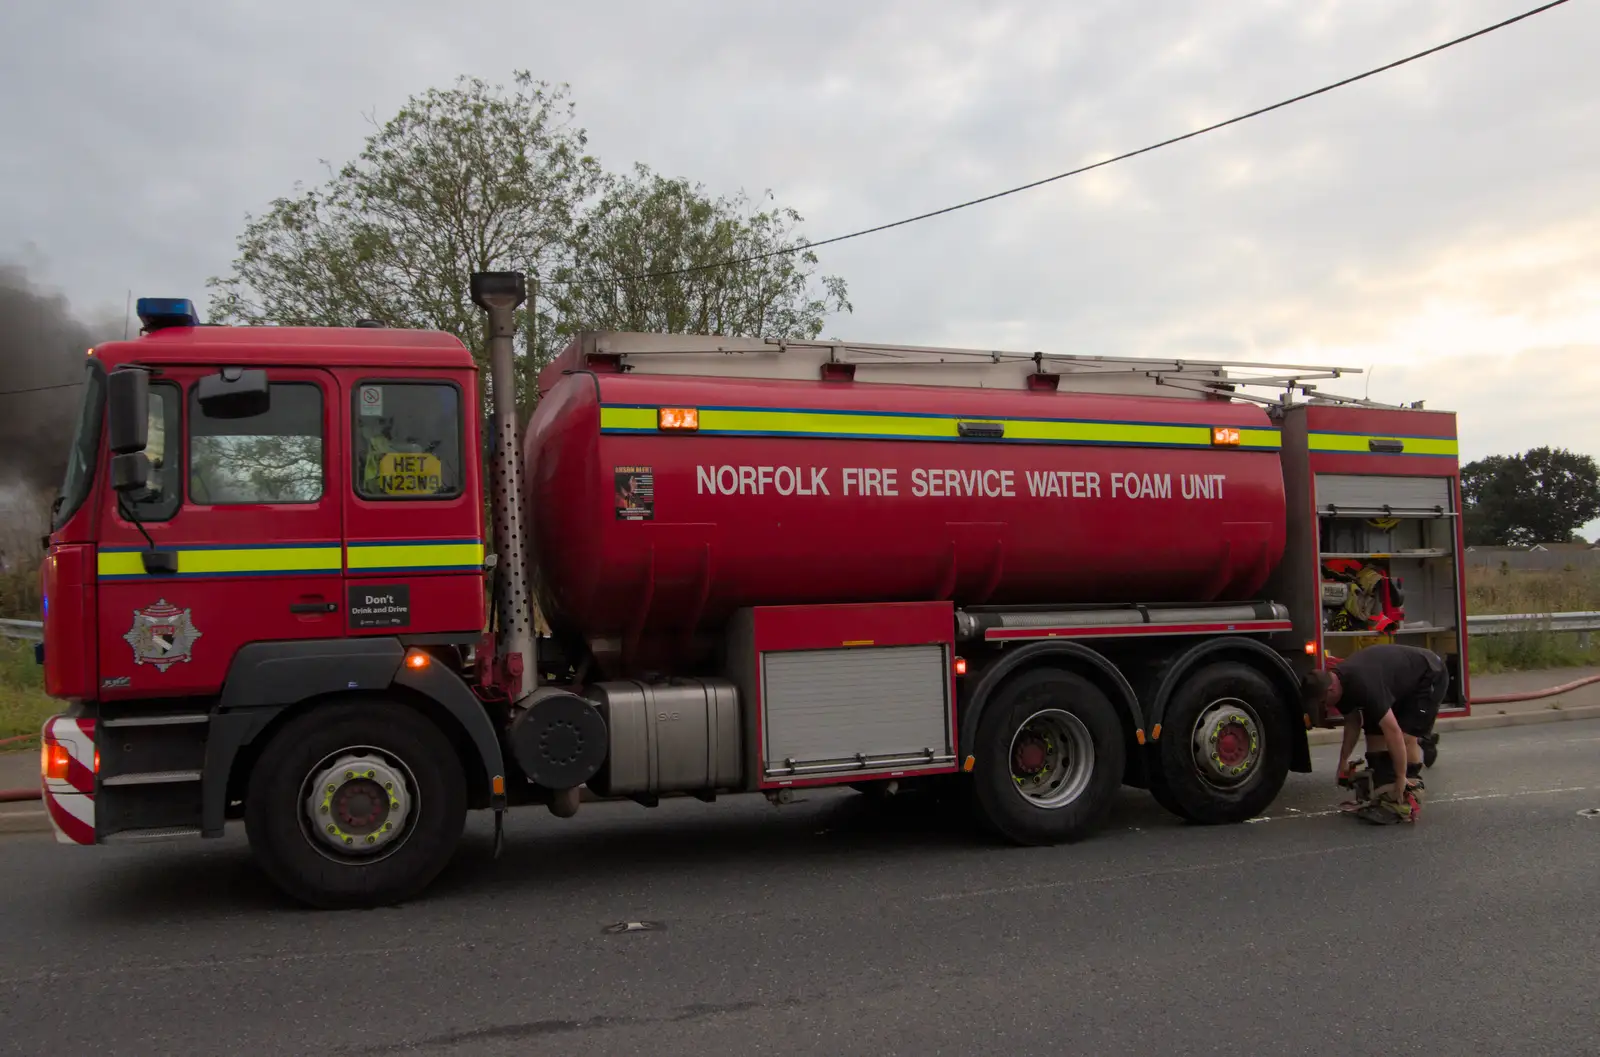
left=41, top=738, right=97, bottom=781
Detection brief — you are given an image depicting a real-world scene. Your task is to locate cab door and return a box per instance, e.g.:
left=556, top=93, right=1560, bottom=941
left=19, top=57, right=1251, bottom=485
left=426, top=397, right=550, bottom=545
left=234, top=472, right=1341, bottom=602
left=95, top=367, right=345, bottom=700
left=341, top=373, right=484, bottom=640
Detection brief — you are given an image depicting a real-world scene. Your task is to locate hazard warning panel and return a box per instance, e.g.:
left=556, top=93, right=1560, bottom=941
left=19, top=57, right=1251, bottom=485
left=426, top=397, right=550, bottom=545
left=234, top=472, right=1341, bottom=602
left=614, top=466, right=654, bottom=521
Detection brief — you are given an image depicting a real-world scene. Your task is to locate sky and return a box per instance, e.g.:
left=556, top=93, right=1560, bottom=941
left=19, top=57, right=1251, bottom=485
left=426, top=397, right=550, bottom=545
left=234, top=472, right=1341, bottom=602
left=1, top=0, right=1597, bottom=533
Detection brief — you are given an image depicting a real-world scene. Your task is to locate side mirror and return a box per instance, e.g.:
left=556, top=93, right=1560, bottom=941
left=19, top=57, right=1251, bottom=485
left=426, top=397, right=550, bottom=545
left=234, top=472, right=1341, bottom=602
left=106, top=368, right=150, bottom=455
left=197, top=367, right=270, bottom=418
left=111, top=452, right=152, bottom=495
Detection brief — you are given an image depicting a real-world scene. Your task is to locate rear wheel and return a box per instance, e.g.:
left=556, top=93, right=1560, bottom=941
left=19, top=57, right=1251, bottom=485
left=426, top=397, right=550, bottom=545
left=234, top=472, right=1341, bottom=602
left=244, top=700, right=467, bottom=909
left=1147, top=662, right=1289, bottom=824
left=971, top=668, right=1125, bottom=845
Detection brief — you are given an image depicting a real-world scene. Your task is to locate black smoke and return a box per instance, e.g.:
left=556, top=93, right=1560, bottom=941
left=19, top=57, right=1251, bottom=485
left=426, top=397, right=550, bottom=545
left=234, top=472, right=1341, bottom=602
left=0, top=264, right=122, bottom=493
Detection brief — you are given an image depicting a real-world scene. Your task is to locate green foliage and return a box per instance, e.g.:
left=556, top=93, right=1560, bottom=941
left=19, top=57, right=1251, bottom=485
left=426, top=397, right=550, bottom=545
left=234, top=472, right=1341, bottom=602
left=1463, top=446, right=1600, bottom=547
left=208, top=73, right=600, bottom=414
left=1468, top=630, right=1598, bottom=675
left=548, top=163, right=850, bottom=343
left=0, top=565, right=40, bottom=620
left=1466, top=564, right=1600, bottom=616
left=0, top=637, right=51, bottom=743
left=207, top=72, right=851, bottom=423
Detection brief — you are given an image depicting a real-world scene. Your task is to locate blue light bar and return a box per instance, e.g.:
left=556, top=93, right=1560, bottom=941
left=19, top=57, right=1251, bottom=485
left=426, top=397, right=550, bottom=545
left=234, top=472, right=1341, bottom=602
left=135, top=297, right=200, bottom=332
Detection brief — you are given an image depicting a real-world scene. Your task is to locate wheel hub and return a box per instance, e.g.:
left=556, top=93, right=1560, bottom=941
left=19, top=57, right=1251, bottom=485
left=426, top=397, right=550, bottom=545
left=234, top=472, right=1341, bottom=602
left=1008, top=709, right=1096, bottom=808
left=1192, top=700, right=1261, bottom=786
left=304, top=753, right=413, bottom=857
left=1013, top=735, right=1049, bottom=775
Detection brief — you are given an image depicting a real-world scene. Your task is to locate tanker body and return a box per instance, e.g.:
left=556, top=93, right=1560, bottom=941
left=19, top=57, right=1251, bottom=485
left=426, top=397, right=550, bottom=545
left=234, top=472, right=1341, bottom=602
left=526, top=369, right=1290, bottom=676
left=36, top=272, right=1473, bottom=910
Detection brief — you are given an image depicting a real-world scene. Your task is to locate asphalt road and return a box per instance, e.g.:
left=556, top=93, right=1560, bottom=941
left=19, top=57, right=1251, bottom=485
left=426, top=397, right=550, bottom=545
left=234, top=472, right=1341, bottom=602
left=2, top=722, right=1598, bottom=1057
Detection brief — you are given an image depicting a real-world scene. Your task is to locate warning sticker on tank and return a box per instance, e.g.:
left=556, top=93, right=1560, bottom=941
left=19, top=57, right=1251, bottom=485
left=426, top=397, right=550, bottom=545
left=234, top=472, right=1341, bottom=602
left=615, top=466, right=655, bottom=521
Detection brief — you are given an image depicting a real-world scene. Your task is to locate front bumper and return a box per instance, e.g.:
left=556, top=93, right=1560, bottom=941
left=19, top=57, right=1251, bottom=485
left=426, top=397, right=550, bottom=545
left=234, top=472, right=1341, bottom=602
left=41, top=715, right=96, bottom=845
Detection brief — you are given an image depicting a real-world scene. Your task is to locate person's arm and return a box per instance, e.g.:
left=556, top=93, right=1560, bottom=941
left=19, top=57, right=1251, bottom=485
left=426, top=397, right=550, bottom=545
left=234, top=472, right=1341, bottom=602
left=1377, top=710, right=1410, bottom=799
left=1337, top=712, right=1362, bottom=781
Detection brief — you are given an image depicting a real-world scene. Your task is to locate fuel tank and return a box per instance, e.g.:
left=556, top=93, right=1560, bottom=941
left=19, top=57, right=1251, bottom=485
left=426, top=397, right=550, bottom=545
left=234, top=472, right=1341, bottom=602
left=524, top=370, right=1287, bottom=674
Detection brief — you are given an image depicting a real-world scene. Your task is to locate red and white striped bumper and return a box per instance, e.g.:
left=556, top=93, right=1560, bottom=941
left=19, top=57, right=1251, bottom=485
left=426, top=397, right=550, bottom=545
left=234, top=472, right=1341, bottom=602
left=41, top=716, right=96, bottom=845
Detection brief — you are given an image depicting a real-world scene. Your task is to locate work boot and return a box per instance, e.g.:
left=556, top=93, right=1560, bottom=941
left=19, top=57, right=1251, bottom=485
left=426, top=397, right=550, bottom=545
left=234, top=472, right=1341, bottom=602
left=1353, top=791, right=1414, bottom=826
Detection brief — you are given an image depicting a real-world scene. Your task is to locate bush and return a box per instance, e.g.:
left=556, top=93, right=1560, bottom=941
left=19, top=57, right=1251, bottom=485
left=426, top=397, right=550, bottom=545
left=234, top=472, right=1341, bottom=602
left=0, top=563, right=41, bottom=620
left=0, top=637, right=53, bottom=745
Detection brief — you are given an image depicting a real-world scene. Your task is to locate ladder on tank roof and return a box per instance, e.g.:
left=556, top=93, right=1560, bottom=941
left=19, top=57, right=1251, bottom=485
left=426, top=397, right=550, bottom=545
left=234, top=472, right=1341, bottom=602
left=588, top=332, right=1412, bottom=408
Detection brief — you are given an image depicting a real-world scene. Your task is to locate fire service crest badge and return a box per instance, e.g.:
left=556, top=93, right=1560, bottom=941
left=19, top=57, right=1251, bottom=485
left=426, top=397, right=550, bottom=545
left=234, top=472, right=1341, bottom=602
left=123, top=599, right=202, bottom=672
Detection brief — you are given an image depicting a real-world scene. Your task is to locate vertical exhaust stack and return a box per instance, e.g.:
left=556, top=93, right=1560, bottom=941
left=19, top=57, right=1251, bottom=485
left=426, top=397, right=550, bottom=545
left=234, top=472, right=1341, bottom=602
left=470, top=271, right=537, bottom=702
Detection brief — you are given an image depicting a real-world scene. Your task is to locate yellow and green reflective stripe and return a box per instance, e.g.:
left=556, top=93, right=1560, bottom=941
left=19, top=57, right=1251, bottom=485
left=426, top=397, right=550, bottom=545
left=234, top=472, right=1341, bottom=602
left=1308, top=432, right=1458, bottom=457
left=345, top=539, right=485, bottom=573
left=97, top=540, right=484, bottom=579
left=599, top=405, right=1281, bottom=451
left=97, top=543, right=342, bottom=579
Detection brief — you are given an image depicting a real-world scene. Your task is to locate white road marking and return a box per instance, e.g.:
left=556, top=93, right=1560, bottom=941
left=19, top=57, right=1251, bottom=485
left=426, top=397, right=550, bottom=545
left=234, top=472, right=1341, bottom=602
left=1243, top=785, right=1592, bottom=824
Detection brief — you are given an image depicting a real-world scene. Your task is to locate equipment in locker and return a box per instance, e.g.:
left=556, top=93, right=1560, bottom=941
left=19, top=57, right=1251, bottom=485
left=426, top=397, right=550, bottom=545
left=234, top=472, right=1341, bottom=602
left=1321, top=557, right=1406, bottom=633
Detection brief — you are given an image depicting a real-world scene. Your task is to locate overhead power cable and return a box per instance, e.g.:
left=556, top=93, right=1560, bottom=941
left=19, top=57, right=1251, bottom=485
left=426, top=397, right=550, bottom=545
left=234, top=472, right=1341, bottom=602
left=563, top=0, right=1572, bottom=287
left=0, top=380, right=82, bottom=397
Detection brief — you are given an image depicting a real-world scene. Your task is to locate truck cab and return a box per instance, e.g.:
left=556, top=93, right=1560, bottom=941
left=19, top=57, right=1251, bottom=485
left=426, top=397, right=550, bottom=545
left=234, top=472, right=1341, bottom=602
left=39, top=299, right=495, bottom=866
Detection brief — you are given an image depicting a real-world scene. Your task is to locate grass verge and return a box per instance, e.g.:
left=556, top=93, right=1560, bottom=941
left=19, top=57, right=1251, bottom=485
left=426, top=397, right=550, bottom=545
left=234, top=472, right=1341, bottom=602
left=1466, top=565, right=1600, bottom=615
left=1, top=637, right=54, bottom=745
left=1467, top=629, right=1599, bottom=675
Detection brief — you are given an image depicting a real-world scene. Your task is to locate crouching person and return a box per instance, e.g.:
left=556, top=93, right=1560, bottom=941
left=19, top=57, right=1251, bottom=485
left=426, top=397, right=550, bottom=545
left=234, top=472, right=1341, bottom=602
left=1301, top=644, right=1449, bottom=824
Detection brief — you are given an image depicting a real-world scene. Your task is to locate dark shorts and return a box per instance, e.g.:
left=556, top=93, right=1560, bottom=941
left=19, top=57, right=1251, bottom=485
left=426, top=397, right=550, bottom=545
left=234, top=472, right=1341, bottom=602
left=1368, top=656, right=1447, bottom=738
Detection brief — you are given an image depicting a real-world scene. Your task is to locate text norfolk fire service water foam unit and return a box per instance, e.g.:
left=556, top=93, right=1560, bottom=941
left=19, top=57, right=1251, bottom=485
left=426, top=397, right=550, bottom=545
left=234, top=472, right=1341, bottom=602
left=695, top=463, right=1228, bottom=501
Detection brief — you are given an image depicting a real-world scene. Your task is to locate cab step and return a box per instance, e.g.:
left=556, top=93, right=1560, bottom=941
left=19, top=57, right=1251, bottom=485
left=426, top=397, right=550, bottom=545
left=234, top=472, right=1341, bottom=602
left=102, top=770, right=202, bottom=787
left=102, top=713, right=210, bottom=728
left=103, top=826, right=202, bottom=844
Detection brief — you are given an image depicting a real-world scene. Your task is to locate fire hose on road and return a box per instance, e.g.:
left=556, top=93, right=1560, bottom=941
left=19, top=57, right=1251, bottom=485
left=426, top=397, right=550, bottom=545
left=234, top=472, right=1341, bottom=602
left=5, top=674, right=1600, bottom=807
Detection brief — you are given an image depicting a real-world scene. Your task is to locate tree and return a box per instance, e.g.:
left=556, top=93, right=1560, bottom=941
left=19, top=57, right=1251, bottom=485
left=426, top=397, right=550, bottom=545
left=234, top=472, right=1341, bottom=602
left=207, top=72, right=601, bottom=417
left=208, top=74, right=850, bottom=423
left=1462, top=447, right=1600, bottom=547
left=545, top=163, right=850, bottom=349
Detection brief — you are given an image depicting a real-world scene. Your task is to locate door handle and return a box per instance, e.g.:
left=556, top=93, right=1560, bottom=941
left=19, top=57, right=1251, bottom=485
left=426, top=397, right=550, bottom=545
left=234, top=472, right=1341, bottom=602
left=290, top=601, right=338, bottom=614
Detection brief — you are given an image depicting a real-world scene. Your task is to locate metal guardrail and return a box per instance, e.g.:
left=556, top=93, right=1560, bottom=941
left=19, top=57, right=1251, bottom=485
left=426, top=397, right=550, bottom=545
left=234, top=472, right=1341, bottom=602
left=0, top=618, right=42, bottom=642
left=4, top=612, right=1596, bottom=643
left=1466, top=611, right=1600, bottom=635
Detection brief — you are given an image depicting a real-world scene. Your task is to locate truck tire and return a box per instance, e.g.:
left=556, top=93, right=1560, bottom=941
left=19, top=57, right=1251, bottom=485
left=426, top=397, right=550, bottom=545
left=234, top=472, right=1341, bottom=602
left=1147, top=662, right=1289, bottom=825
left=244, top=700, right=468, bottom=909
left=971, top=667, right=1125, bottom=845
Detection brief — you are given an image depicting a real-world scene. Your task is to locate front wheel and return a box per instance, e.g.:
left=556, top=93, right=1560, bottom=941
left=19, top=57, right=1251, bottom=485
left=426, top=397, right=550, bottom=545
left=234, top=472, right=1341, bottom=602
left=971, top=668, right=1126, bottom=846
left=1147, top=662, right=1290, bottom=824
left=244, top=700, right=467, bottom=909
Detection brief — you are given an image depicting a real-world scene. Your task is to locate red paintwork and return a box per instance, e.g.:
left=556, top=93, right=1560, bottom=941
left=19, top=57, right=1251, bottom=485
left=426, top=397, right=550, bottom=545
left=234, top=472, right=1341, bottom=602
left=525, top=372, right=1288, bottom=675
left=983, top=619, right=1294, bottom=642
left=41, top=544, right=96, bottom=700
left=47, top=328, right=483, bottom=706
left=96, top=326, right=473, bottom=369
left=742, top=602, right=959, bottom=789
left=750, top=601, right=954, bottom=653
left=1303, top=405, right=1457, bottom=478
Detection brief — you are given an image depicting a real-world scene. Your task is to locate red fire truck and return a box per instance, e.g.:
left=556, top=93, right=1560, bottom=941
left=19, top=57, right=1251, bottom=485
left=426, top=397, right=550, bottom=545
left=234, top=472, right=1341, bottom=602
left=37, top=272, right=1471, bottom=907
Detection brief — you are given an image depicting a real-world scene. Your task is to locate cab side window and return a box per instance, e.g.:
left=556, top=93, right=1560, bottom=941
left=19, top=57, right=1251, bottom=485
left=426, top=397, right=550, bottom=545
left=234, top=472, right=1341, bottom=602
left=189, top=383, right=324, bottom=505
left=352, top=382, right=462, bottom=500
left=125, top=382, right=182, bottom=521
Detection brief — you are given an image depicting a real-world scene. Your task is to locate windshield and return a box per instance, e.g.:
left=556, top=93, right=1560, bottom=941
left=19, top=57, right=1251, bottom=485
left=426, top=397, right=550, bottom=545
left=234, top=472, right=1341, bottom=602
left=52, top=362, right=105, bottom=531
